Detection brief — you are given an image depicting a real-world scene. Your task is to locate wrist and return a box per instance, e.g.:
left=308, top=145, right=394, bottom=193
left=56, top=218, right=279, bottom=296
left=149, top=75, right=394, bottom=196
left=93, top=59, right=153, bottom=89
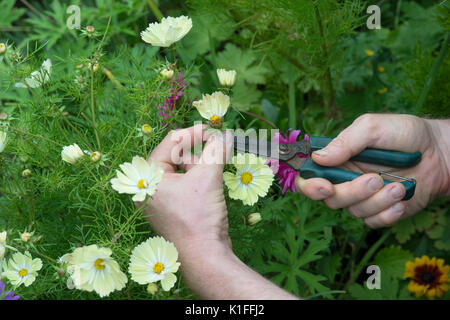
left=425, top=118, right=450, bottom=196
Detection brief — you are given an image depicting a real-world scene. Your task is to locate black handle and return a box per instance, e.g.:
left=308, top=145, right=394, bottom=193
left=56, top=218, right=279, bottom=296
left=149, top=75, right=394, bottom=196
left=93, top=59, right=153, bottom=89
left=310, top=137, right=422, bottom=168
left=299, top=158, right=416, bottom=201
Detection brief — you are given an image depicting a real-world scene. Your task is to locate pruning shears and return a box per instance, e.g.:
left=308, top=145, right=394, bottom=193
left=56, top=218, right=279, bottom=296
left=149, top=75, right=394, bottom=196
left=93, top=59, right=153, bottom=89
left=233, top=136, right=421, bottom=201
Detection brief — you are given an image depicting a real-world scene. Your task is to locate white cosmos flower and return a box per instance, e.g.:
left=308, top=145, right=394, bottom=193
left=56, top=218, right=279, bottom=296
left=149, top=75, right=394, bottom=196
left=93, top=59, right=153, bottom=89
left=193, top=91, right=230, bottom=128
left=141, top=16, right=192, bottom=47
left=0, top=131, right=7, bottom=153
left=2, top=251, right=42, bottom=287
left=129, top=236, right=181, bottom=291
left=223, top=153, right=274, bottom=206
left=0, top=231, right=6, bottom=259
left=110, top=156, right=164, bottom=202
left=16, top=59, right=52, bottom=88
left=61, top=143, right=84, bottom=164
left=69, top=245, right=128, bottom=298
left=217, top=69, right=237, bottom=87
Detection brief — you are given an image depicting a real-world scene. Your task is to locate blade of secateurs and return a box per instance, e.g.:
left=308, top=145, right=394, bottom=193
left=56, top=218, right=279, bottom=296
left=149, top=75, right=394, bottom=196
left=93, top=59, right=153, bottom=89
left=233, top=136, right=279, bottom=159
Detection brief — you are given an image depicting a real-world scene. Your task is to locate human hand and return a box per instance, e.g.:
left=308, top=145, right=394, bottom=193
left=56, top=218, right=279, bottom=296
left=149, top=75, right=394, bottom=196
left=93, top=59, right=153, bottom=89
left=295, top=114, right=450, bottom=228
left=138, top=124, right=234, bottom=252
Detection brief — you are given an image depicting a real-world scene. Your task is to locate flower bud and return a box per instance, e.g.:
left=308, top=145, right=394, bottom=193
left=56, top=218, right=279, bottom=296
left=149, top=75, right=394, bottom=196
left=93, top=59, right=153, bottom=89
left=90, top=151, right=101, bottom=163
left=57, top=268, right=65, bottom=277
left=76, top=64, right=84, bottom=70
left=88, top=62, right=99, bottom=72
left=86, top=25, right=95, bottom=34
left=0, top=43, right=6, bottom=55
left=22, top=169, right=32, bottom=177
left=160, top=69, right=174, bottom=79
left=141, top=124, right=153, bottom=135
left=0, top=112, right=7, bottom=121
left=147, top=283, right=159, bottom=295
left=21, top=232, right=32, bottom=242
left=217, top=69, right=237, bottom=87
left=0, top=231, right=6, bottom=244
left=61, top=143, right=84, bottom=164
left=247, top=213, right=262, bottom=226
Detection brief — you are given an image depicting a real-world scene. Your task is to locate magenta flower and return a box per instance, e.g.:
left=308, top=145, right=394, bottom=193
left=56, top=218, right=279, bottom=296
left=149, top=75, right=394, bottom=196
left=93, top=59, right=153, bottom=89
left=267, top=129, right=310, bottom=194
left=0, top=281, right=20, bottom=300
left=157, top=71, right=187, bottom=129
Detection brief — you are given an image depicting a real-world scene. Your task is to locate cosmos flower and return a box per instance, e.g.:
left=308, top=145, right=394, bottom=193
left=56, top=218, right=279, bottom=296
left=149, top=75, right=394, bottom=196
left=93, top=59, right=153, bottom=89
left=193, top=91, right=230, bottom=128
left=110, top=156, right=164, bottom=202
left=129, top=236, right=181, bottom=291
left=266, top=129, right=310, bottom=194
left=69, top=245, right=128, bottom=298
left=404, top=255, right=449, bottom=299
left=61, top=143, right=84, bottom=164
left=15, top=59, right=52, bottom=88
left=141, top=16, right=192, bottom=47
left=0, top=131, right=7, bottom=153
left=217, top=69, right=237, bottom=87
left=223, top=153, right=274, bottom=206
left=2, top=251, right=42, bottom=287
left=0, top=281, right=20, bottom=300
left=0, top=231, right=6, bottom=259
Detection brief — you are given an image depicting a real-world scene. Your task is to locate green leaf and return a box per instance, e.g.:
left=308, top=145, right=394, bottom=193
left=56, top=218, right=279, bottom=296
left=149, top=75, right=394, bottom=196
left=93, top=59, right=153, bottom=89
left=373, top=246, right=413, bottom=279
left=348, top=283, right=383, bottom=300
left=319, top=254, right=342, bottom=283
left=0, top=0, right=25, bottom=28
left=215, top=43, right=270, bottom=84
left=392, top=216, right=415, bottom=243
left=261, top=98, right=278, bottom=124
left=296, top=239, right=330, bottom=268
left=296, top=269, right=330, bottom=296
left=412, top=211, right=434, bottom=231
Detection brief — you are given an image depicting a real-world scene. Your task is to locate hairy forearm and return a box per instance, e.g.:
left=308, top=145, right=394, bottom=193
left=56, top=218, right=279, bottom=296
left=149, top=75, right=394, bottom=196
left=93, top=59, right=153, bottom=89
left=177, top=238, right=299, bottom=300
left=426, top=118, right=450, bottom=196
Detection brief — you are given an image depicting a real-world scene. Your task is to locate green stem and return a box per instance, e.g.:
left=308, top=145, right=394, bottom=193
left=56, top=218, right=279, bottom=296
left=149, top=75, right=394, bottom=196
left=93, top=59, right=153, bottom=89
left=394, top=0, right=403, bottom=28
left=288, top=76, right=297, bottom=129
left=415, top=32, right=449, bottom=113
left=314, top=4, right=335, bottom=117
left=146, top=0, right=164, bottom=21
left=97, top=0, right=114, bottom=52
left=346, top=230, right=391, bottom=288
left=90, top=68, right=102, bottom=151
left=240, top=110, right=277, bottom=129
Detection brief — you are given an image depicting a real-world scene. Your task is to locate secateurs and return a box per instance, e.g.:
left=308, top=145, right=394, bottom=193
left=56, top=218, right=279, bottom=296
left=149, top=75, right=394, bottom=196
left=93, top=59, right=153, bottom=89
left=233, top=136, right=421, bottom=201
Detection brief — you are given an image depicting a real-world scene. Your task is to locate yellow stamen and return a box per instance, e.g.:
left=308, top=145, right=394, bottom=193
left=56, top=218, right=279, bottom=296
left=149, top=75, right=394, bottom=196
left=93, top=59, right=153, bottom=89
left=137, top=179, right=148, bottom=189
left=240, top=172, right=253, bottom=185
left=18, top=268, right=28, bottom=277
left=209, top=115, right=222, bottom=128
left=153, top=262, right=165, bottom=274
left=94, top=258, right=105, bottom=270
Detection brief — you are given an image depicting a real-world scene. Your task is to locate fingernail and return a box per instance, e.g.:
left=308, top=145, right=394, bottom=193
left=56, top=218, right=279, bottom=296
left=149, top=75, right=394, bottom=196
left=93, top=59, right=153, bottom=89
left=368, top=177, right=383, bottom=192
left=390, top=186, right=404, bottom=200
left=391, top=202, right=405, bottom=219
left=314, top=149, right=328, bottom=156
left=319, top=188, right=332, bottom=197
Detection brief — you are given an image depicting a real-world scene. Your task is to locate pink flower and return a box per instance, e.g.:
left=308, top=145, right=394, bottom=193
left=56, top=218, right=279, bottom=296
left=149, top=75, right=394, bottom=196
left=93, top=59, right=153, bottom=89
left=157, top=71, right=186, bottom=129
left=267, top=129, right=310, bottom=194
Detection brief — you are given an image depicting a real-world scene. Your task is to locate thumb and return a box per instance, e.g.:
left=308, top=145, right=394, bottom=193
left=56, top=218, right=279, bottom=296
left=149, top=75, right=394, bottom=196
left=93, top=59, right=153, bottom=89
left=312, top=115, right=377, bottom=167
left=196, top=129, right=233, bottom=177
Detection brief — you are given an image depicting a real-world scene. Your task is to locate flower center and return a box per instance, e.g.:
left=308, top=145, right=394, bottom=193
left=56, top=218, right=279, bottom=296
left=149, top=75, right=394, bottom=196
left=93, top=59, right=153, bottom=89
left=421, top=271, right=435, bottom=284
left=137, top=179, right=149, bottom=189
left=18, top=268, right=28, bottom=277
left=209, top=115, right=222, bottom=128
left=153, top=262, right=165, bottom=274
left=94, top=258, right=105, bottom=270
left=241, top=172, right=253, bottom=185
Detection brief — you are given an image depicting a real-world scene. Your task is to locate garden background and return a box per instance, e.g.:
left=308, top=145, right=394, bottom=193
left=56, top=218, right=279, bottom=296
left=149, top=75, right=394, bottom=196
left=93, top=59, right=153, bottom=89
left=0, top=0, right=449, bottom=300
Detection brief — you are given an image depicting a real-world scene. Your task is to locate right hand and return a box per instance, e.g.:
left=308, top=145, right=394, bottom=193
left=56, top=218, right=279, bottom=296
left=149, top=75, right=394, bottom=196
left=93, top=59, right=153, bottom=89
left=295, top=114, right=450, bottom=228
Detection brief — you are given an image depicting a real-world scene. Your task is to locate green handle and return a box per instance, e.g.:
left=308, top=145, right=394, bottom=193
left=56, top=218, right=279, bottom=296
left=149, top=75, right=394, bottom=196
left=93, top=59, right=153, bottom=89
left=310, top=137, right=421, bottom=168
left=300, top=158, right=416, bottom=200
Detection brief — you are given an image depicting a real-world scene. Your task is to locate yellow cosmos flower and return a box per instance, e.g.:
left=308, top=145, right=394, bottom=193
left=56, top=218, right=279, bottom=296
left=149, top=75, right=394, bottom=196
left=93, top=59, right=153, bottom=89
left=129, top=236, right=181, bottom=291
left=404, top=255, right=450, bottom=299
left=69, top=245, right=128, bottom=298
left=110, top=156, right=164, bottom=202
left=3, top=251, right=42, bottom=287
left=223, top=153, right=274, bottom=206
left=193, top=91, right=230, bottom=128
left=141, top=16, right=192, bottom=47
